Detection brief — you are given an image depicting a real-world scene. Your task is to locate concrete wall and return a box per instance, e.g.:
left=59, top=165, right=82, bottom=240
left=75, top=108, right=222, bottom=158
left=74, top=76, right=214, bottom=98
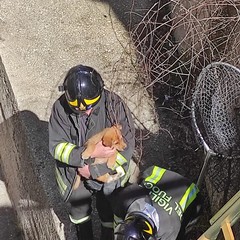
left=0, top=57, right=74, bottom=239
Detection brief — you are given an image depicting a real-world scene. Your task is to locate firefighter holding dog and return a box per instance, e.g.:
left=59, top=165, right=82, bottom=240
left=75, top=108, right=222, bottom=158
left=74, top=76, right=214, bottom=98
left=109, top=165, right=202, bottom=240
left=48, top=65, right=137, bottom=240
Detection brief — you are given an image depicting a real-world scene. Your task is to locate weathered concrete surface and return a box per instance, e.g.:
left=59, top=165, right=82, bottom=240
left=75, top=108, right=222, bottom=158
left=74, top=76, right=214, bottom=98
left=0, top=173, right=22, bottom=240
left=0, top=57, right=72, bottom=239
left=0, top=0, right=159, bottom=132
left=0, top=0, right=160, bottom=239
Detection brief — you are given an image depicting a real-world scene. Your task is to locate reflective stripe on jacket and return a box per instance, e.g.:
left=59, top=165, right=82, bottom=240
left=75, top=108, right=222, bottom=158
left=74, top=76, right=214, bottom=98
left=142, top=166, right=199, bottom=215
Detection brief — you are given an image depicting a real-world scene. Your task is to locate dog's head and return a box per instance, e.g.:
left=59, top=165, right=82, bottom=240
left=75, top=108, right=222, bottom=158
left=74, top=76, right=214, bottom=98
left=102, top=124, right=127, bottom=151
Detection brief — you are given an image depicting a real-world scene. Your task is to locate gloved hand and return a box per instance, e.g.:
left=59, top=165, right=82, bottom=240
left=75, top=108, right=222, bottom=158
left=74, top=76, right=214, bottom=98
left=84, top=179, right=103, bottom=191
left=78, top=162, right=114, bottom=180
left=89, top=163, right=113, bottom=179
left=84, top=163, right=119, bottom=192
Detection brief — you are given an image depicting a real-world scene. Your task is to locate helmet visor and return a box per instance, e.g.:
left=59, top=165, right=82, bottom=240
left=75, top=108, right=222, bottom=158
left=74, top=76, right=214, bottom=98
left=114, top=214, right=156, bottom=240
left=114, top=222, right=144, bottom=240
left=68, top=95, right=101, bottom=111
left=83, top=95, right=100, bottom=106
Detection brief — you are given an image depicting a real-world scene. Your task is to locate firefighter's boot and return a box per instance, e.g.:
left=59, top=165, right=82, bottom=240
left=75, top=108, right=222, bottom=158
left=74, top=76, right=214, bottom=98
left=75, top=220, right=94, bottom=240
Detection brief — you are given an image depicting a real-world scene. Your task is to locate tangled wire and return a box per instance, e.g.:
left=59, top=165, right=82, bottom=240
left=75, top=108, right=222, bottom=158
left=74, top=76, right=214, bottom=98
left=129, top=0, right=240, bottom=108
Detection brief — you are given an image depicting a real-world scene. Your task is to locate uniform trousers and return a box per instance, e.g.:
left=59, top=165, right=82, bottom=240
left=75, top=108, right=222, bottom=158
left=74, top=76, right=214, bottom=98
left=68, top=180, right=114, bottom=225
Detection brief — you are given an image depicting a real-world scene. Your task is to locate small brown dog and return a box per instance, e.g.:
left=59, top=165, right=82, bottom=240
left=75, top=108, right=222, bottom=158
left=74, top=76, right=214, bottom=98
left=73, top=124, right=126, bottom=190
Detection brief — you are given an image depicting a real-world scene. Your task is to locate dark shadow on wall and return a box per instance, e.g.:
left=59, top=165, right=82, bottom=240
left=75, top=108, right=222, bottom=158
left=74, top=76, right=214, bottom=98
left=0, top=169, right=23, bottom=240
left=18, top=110, right=76, bottom=240
left=0, top=206, right=23, bottom=240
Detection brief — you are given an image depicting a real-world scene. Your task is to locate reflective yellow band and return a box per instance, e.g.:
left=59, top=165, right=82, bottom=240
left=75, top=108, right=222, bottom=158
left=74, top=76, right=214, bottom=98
left=179, top=183, right=199, bottom=212
left=54, top=142, right=68, bottom=160
left=114, top=215, right=123, bottom=228
left=61, top=143, right=76, bottom=164
left=68, top=95, right=100, bottom=108
left=55, top=167, right=67, bottom=195
left=101, top=221, right=113, bottom=228
left=115, top=166, right=125, bottom=177
left=145, top=166, right=166, bottom=184
left=116, top=152, right=127, bottom=165
left=111, top=153, right=128, bottom=170
left=55, top=142, right=76, bottom=164
left=120, top=167, right=131, bottom=187
left=69, top=215, right=91, bottom=224
left=68, top=99, right=78, bottom=107
left=84, top=95, right=100, bottom=105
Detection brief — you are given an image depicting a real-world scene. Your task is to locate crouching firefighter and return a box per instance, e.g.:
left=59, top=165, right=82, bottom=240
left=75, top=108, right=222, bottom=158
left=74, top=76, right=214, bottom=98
left=109, top=165, right=203, bottom=240
left=48, top=64, right=137, bottom=240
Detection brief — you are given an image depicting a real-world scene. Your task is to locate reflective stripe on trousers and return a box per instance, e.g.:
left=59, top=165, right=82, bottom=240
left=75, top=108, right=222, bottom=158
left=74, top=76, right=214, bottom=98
left=69, top=215, right=91, bottom=224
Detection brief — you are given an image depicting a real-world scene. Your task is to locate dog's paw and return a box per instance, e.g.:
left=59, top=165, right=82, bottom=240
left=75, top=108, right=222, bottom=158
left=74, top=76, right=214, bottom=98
left=81, top=151, right=90, bottom=159
left=106, top=173, right=122, bottom=183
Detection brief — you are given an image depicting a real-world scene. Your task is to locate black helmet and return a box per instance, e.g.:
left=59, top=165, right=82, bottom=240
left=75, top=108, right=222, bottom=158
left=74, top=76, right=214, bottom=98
left=59, top=65, right=104, bottom=113
left=114, top=212, right=157, bottom=240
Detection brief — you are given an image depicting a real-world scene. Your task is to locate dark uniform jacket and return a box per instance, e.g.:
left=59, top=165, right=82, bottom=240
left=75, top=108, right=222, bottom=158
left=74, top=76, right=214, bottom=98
left=110, top=165, right=201, bottom=240
left=49, top=89, right=135, bottom=201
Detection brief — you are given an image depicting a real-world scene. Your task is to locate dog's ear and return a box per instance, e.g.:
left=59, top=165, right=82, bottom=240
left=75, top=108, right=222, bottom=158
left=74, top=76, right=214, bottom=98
left=113, top=127, right=127, bottom=151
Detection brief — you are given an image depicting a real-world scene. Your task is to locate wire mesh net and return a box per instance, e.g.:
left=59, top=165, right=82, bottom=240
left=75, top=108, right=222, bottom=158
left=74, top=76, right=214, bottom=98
left=192, top=62, right=240, bottom=192
left=192, top=62, right=240, bottom=157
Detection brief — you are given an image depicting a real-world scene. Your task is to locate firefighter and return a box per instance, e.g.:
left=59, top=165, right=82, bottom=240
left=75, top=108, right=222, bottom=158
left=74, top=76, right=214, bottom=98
left=109, top=165, right=202, bottom=240
left=48, top=64, right=136, bottom=240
